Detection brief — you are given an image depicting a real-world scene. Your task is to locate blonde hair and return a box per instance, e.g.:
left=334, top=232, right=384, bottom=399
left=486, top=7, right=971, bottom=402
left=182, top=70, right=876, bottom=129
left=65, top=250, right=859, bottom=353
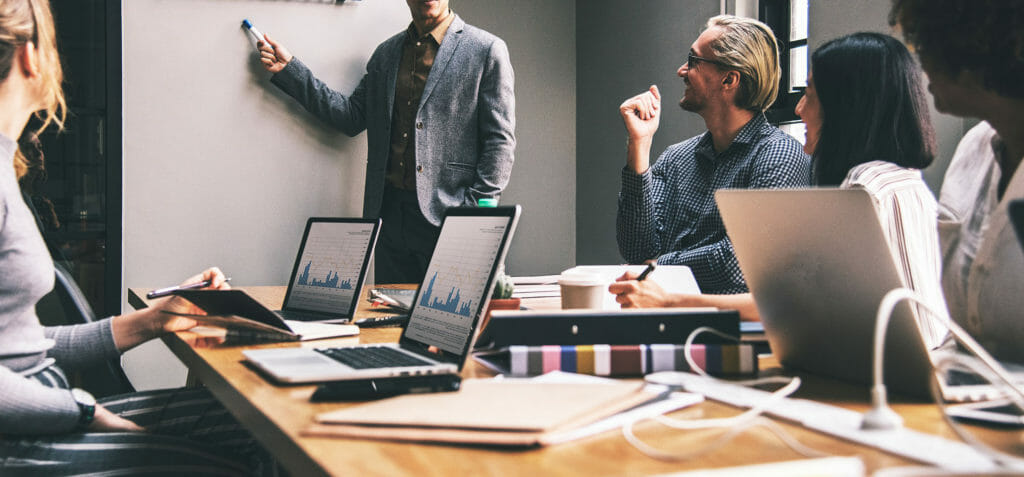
left=0, top=0, right=65, bottom=178
left=704, top=15, right=780, bottom=112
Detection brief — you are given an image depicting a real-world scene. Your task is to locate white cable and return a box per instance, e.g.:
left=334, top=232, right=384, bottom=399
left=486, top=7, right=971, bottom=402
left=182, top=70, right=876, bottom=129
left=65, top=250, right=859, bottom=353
left=872, top=288, right=1024, bottom=408
left=623, top=416, right=829, bottom=462
left=622, top=326, right=830, bottom=462
left=871, top=287, right=1024, bottom=468
left=684, top=326, right=794, bottom=387
left=929, top=354, right=1024, bottom=469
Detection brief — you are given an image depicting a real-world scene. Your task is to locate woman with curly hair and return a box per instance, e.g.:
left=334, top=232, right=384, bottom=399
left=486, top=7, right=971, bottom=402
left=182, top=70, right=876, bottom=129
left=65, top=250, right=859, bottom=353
left=891, top=0, right=1024, bottom=363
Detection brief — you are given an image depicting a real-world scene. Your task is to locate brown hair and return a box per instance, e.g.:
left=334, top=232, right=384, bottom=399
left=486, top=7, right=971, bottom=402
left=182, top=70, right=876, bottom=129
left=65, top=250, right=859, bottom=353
left=0, top=0, right=65, bottom=178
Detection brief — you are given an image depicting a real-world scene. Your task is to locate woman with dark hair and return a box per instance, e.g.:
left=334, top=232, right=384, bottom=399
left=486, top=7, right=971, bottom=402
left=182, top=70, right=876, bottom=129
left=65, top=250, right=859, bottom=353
left=610, top=32, right=948, bottom=348
left=0, top=0, right=276, bottom=473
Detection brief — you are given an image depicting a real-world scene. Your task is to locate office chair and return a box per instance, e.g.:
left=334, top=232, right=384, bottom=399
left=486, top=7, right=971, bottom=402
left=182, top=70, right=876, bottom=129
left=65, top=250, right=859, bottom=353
left=35, top=261, right=136, bottom=398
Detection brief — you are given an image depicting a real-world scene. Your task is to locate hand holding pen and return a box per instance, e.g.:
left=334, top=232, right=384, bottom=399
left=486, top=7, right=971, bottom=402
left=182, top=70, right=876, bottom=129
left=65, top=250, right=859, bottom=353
left=607, top=262, right=668, bottom=308
left=132, top=267, right=232, bottom=340
left=147, top=277, right=232, bottom=299
left=636, top=262, right=656, bottom=281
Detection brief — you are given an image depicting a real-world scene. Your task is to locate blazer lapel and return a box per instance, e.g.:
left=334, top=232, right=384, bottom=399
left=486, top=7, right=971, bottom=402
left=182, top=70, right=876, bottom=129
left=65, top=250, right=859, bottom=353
left=419, top=15, right=465, bottom=109
left=382, top=36, right=404, bottom=127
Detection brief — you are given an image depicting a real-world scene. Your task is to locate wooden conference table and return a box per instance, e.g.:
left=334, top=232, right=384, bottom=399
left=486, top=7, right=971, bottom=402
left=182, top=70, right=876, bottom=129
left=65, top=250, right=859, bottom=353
left=127, top=286, right=1023, bottom=476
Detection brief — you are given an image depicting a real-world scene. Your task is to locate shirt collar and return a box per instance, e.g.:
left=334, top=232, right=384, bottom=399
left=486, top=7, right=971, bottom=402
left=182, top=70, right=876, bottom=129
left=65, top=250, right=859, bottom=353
left=732, top=113, right=769, bottom=145
left=695, top=113, right=769, bottom=160
left=407, top=9, right=455, bottom=45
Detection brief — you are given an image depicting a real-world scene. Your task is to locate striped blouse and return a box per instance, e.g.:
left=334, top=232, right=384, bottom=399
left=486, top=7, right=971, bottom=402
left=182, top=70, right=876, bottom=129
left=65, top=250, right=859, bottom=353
left=841, top=161, right=949, bottom=348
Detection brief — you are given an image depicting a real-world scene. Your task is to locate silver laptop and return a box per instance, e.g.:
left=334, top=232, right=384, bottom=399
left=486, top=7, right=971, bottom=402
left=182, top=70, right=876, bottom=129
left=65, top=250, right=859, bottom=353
left=275, top=217, right=381, bottom=323
left=716, top=188, right=935, bottom=397
left=243, top=205, right=522, bottom=383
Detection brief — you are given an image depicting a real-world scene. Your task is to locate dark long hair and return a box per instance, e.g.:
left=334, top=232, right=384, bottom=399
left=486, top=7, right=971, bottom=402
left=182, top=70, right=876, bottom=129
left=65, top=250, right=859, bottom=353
left=810, top=32, right=936, bottom=186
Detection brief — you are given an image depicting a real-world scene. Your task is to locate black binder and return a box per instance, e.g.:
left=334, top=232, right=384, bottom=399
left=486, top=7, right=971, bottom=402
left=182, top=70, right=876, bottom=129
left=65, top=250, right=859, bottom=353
left=473, top=308, right=740, bottom=349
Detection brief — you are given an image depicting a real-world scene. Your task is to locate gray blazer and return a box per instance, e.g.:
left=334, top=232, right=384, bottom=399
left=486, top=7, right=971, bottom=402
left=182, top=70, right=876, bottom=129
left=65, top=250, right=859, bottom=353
left=272, top=15, right=516, bottom=226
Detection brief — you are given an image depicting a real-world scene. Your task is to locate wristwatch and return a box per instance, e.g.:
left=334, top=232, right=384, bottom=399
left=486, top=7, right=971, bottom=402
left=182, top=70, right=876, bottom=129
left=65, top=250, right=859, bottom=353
left=71, top=388, right=96, bottom=429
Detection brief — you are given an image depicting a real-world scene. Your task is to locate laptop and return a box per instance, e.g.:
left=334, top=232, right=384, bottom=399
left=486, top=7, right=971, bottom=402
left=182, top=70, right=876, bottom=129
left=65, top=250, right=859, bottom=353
left=243, top=205, right=522, bottom=383
left=275, top=217, right=381, bottom=323
left=715, top=188, right=935, bottom=397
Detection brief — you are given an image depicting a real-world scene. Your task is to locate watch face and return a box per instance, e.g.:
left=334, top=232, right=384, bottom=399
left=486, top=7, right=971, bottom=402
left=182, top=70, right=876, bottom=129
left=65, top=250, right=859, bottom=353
left=72, top=388, right=96, bottom=406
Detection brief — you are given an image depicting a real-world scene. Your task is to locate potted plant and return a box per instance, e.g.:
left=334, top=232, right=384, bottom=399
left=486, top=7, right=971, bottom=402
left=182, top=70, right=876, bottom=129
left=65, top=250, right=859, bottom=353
left=481, top=268, right=520, bottom=333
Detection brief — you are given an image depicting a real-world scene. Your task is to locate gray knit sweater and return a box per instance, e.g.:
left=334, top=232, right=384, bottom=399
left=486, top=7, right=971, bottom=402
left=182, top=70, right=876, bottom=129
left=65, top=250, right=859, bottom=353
left=1, top=133, right=120, bottom=435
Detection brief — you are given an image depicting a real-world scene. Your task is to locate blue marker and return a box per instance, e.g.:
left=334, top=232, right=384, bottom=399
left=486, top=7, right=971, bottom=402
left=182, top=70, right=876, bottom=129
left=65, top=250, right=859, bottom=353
left=242, top=19, right=269, bottom=50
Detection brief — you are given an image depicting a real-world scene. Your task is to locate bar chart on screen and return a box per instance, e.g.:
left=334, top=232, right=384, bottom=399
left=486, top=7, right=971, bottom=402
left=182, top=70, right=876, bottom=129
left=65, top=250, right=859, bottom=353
left=288, top=222, right=374, bottom=312
left=404, top=216, right=510, bottom=353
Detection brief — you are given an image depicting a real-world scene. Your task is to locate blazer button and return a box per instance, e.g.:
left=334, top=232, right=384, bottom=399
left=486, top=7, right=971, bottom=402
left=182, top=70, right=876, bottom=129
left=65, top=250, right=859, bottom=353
left=416, top=122, right=424, bottom=130
left=417, top=165, right=423, bottom=173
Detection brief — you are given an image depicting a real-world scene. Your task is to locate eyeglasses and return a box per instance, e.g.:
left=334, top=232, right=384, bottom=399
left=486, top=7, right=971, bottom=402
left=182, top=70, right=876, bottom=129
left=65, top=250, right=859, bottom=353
left=687, top=53, right=731, bottom=70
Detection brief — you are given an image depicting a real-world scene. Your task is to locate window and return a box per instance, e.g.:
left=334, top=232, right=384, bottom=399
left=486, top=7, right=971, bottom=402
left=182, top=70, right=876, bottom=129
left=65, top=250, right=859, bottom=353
left=760, top=0, right=808, bottom=127
left=30, top=0, right=122, bottom=316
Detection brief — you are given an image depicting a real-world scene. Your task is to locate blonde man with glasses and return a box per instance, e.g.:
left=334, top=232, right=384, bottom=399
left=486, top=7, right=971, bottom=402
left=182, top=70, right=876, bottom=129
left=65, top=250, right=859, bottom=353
left=616, top=15, right=810, bottom=294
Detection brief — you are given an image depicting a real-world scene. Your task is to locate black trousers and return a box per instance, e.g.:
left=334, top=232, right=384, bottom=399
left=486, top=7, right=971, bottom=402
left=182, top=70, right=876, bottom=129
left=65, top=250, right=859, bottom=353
left=375, top=185, right=441, bottom=284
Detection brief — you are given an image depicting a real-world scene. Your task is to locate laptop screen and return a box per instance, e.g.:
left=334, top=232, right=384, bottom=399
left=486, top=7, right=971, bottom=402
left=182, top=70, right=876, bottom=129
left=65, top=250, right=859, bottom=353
left=281, top=218, right=380, bottom=318
left=402, top=207, right=520, bottom=360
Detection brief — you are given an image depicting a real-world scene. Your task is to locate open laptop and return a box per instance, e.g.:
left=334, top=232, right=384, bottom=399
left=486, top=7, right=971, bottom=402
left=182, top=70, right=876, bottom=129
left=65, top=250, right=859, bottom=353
left=275, top=217, right=381, bottom=323
left=243, top=205, right=522, bottom=383
left=715, top=188, right=935, bottom=398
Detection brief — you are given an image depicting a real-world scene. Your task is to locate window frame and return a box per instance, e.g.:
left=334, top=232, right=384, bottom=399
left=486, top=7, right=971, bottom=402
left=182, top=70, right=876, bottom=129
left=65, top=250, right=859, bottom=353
left=760, top=0, right=807, bottom=125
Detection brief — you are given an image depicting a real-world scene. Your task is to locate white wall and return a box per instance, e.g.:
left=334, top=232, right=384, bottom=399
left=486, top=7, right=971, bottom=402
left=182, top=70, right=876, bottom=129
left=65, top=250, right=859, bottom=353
left=121, top=0, right=577, bottom=389
left=122, top=0, right=409, bottom=389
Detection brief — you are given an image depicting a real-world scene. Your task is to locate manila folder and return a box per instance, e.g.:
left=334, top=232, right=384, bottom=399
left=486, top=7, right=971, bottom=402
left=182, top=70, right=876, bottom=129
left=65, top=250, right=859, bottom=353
left=305, top=379, right=655, bottom=447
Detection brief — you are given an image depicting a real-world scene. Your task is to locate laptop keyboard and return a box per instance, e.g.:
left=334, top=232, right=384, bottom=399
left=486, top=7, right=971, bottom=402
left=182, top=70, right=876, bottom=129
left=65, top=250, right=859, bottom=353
left=316, top=346, right=433, bottom=369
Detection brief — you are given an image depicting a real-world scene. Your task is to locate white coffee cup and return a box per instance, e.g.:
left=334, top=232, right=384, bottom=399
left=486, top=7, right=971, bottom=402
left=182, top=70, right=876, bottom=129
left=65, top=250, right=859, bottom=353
left=559, top=272, right=608, bottom=309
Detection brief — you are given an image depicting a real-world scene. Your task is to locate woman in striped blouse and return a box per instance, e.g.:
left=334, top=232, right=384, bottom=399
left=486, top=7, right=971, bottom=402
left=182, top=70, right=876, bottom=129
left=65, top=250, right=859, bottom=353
left=610, top=32, right=949, bottom=349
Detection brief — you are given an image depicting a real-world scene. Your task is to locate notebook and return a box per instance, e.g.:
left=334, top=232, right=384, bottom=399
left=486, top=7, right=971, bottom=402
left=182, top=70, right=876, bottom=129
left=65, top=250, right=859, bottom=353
left=304, top=379, right=681, bottom=447
left=243, top=205, right=522, bottom=383
left=169, top=289, right=359, bottom=342
left=276, top=217, right=381, bottom=323
left=715, top=188, right=935, bottom=397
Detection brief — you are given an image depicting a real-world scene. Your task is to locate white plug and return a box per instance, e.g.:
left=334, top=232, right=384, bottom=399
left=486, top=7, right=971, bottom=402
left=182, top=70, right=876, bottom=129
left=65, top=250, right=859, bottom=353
left=860, top=385, right=903, bottom=430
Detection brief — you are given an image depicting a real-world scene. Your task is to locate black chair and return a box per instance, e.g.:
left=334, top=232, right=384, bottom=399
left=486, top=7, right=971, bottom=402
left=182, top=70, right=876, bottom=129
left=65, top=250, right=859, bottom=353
left=35, top=262, right=135, bottom=397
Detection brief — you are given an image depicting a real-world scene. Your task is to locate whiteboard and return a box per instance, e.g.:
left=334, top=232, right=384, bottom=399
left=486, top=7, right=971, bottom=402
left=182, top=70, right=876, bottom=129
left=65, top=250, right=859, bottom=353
left=123, top=0, right=409, bottom=290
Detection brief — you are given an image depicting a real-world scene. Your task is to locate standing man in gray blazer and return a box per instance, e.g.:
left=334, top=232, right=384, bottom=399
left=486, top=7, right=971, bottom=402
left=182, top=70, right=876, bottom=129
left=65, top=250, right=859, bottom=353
left=256, top=0, right=516, bottom=283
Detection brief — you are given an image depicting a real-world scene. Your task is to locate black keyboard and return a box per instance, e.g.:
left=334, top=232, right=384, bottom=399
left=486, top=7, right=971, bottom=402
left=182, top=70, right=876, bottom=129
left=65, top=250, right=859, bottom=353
left=316, top=346, right=433, bottom=369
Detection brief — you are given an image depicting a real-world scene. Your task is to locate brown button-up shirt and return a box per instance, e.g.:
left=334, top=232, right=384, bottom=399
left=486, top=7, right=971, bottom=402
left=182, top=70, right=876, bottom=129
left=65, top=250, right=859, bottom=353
left=386, top=11, right=455, bottom=191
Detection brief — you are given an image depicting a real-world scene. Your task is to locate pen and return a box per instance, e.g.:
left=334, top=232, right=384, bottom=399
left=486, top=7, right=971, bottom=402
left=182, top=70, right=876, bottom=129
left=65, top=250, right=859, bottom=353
left=636, top=263, right=656, bottom=281
left=354, top=314, right=410, bottom=328
left=369, top=289, right=403, bottom=308
left=241, top=19, right=269, bottom=50
left=146, top=277, right=231, bottom=299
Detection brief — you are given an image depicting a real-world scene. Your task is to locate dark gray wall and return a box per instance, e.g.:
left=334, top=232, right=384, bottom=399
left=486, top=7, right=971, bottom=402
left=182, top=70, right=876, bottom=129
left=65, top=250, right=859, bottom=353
left=456, top=0, right=577, bottom=276
left=809, top=0, right=967, bottom=193
left=575, top=0, right=971, bottom=266
left=576, top=0, right=721, bottom=265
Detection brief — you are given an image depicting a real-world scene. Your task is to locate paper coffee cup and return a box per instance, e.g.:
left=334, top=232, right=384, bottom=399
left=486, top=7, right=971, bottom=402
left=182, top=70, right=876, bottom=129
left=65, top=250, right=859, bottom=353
left=559, top=272, right=607, bottom=309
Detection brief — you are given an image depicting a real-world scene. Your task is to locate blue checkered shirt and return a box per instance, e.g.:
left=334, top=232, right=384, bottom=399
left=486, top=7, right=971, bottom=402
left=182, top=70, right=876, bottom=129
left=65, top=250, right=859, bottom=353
left=616, top=113, right=811, bottom=294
